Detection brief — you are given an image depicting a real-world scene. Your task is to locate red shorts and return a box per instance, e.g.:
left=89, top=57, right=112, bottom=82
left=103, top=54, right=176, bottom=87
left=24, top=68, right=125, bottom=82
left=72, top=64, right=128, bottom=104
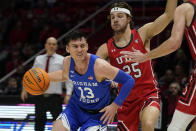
left=176, top=74, right=196, bottom=115
left=117, top=89, right=160, bottom=131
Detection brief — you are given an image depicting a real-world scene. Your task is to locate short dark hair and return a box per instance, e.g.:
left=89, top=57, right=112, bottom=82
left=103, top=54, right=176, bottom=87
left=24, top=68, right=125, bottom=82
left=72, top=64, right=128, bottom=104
left=65, top=30, right=86, bottom=45
left=109, top=1, right=134, bottom=29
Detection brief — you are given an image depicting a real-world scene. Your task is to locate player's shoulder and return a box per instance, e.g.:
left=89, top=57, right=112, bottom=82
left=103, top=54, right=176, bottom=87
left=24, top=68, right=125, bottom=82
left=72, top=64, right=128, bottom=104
left=173, top=3, right=193, bottom=19
left=63, top=55, right=71, bottom=64
left=183, top=1, right=196, bottom=6
left=96, top=43, right=108, bottom=58
left=138, top=22, right=152, bottom=32
left=99, top=43, right=107, bottom=49
left=177, top=2, right=193, bottom=11
left=94, top=57, right=110, bottom=69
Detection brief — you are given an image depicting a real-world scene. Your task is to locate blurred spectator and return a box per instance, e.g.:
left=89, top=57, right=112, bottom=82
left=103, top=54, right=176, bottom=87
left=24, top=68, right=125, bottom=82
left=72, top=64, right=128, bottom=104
left=56, top=40, right=67, bottom=56
left=159, top=69, right=175, bottom=95
left=15, top=65, right=26, bottom=82
left=27, top=19, right=41, bottom=44
left=159, top=70, right=177, bottom=130
left=161, top=81, right=181, bottom=129
left=166, top=82, right=180, bottom=124
left=172, top=48, right=190, bottom=75
left=174, top=64, right=187, bottom=85
left=4, top=77, right=21, bottom=95
left=12, top=41, right=23, bottom=51
left=9, top=20, right=28, bottom=46
left=22, top=43, right=36, bottom=60
left=159, top=69, right=175, bottom=84
left=46, top=0, right=57, bottom=7
left=38, top=23, right=60, bottom=44
left=5, top=50, right=24, bottom=73
left=50, top=1, right=66, bottom=17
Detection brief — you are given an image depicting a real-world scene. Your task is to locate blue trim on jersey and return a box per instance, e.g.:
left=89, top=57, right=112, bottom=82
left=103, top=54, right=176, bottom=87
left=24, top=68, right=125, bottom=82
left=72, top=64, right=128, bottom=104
left=113, top=70, right=135, bottom=106
left=70, top=55, right=98, bottom=78
left=68, top=54, right=111, bottom=111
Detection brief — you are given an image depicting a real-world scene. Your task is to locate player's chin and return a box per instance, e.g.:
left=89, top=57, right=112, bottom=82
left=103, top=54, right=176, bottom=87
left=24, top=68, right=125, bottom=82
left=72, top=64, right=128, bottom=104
left=111, top=27, right=119, bottom=31
left=113, top=28, right=123, bottom=32
left=76, top=55, right=85, bottom=60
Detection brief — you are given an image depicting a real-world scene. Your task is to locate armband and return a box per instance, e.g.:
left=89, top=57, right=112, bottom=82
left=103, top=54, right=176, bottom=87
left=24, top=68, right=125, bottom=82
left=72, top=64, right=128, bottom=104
left=113, top=70, right=135, bottom=106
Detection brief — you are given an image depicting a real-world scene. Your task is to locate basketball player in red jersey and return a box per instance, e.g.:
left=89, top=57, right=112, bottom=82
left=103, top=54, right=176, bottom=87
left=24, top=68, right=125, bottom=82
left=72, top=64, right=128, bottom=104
left=96, top=0, right=177, bottom=131
left=121, top=0, right=196, bottom=130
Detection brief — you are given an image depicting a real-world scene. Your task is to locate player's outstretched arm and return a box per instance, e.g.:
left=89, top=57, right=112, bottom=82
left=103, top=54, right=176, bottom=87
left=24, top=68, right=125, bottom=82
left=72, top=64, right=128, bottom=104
left=121, top=4, right=186, bottom=63
left=95, top=58, right=135, bottom=124
left=48, top=70, right=65, bottom=82
left=144, top=5, right=186, bottom=60
left=140, top=0, right=177, bottom=39
left=48, top=56, right=70, bottom=82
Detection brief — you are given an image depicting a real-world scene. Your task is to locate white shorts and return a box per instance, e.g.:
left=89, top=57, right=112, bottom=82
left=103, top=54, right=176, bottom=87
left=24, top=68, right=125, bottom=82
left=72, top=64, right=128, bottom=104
left=168, top=109, right=196, bottom=131
left=57, top=113, right=107, bottom=131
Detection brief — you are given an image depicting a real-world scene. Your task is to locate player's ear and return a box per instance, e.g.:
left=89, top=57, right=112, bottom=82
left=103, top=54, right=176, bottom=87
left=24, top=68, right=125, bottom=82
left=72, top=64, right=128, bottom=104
left=86, top=43, right=89, bottom=51
left=66, top=45, right=70, bottom=53
left=127, top=16, right=131, bottom=23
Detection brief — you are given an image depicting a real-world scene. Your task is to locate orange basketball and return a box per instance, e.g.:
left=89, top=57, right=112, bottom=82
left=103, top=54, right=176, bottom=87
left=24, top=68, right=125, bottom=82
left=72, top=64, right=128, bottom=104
left=22, top=68, right=50, bottom=95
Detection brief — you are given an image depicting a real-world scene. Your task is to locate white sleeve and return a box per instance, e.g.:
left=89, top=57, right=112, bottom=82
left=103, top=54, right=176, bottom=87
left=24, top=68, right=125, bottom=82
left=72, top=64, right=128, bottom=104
left=65, top=80, right=73, bottom=95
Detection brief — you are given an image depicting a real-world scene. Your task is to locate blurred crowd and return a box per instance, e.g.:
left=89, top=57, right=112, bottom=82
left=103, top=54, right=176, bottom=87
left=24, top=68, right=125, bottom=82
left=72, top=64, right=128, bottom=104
left=0, top=0, right=104, bottom=78
left=0, top=0, right=105, bottom=95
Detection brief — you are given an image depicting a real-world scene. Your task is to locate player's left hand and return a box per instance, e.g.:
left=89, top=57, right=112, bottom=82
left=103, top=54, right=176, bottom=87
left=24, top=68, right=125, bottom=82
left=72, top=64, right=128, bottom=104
left=111, top=81, right=118, bottom=88
left=100, top=102, right=119, bottom=125
left=120, top=47, right=148, bottom=63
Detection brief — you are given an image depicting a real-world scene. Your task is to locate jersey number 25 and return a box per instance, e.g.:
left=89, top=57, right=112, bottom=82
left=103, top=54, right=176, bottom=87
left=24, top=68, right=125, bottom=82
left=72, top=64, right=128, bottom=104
left=123, top=63, right=141, bottom=78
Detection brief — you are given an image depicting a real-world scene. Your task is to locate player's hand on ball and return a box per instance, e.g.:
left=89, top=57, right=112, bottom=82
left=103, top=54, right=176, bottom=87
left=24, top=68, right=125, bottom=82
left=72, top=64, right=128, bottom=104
left=22, top=68, right=50, bottom=95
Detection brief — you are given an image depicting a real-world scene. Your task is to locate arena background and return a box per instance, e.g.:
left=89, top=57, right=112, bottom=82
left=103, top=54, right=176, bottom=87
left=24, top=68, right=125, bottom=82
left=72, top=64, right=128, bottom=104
left=0, top=0, right=193, bottom=130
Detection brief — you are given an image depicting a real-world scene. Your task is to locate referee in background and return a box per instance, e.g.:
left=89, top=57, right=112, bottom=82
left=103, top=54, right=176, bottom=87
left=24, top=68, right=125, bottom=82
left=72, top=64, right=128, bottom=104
left=21, top=37, right=73, bottom=131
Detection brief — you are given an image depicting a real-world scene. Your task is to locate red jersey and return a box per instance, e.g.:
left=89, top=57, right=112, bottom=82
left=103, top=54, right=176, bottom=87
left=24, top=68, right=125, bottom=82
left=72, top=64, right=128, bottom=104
left=176, top=0, right=196, bottom=115
left=107, top=29, right=158, bottom=100
left=185, top=0, right=196, bottom=64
